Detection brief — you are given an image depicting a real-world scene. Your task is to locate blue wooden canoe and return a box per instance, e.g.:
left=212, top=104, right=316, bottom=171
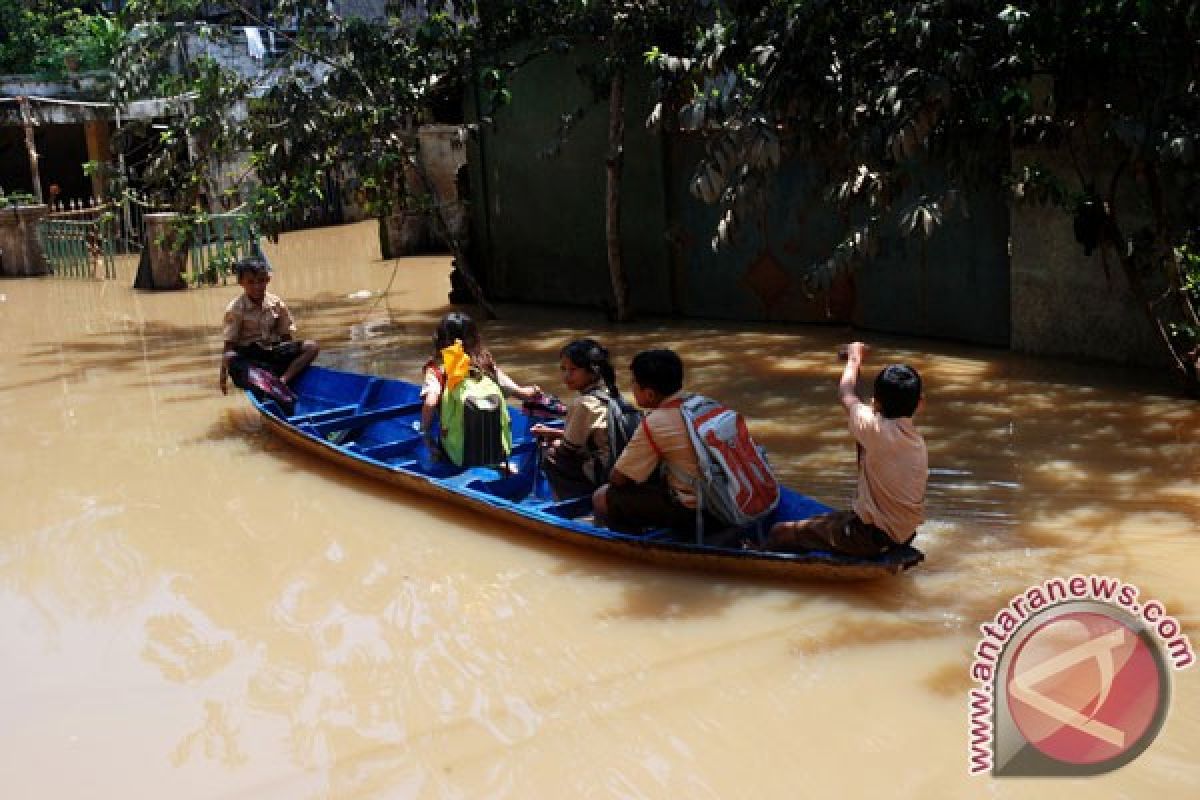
left=246, top=365, right=924, bottom=581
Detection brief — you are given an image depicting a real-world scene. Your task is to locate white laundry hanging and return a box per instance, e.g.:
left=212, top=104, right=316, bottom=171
left=244, top=27, right=266, bottom=60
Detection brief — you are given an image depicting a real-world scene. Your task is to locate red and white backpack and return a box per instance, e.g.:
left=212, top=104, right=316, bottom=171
left=677, top=395, right=780, bottom=528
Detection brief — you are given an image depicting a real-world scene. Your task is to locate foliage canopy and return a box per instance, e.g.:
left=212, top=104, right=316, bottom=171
left=86, top=1, right=1200, bottom=387
left=650, top=0, right=1200, bottom=388
left=0, top=1, right=122, bottom=78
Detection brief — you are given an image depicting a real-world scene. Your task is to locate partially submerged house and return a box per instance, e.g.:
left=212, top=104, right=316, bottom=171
left=0, top=0, right=392, bottom=214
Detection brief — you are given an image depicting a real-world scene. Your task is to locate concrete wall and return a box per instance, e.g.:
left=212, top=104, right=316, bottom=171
left=335, top=0, right=387, bottom=21
left=179, top=29, right=284, bottom=82
left=0, top=75, right=106, bottom=102
left=417, top=125, right=469, bottom=240
left=1010, top=147, right=1165, bottom=366
left=0, top=205, right=49, bottom=276
left=380, top=125, right=470, bottom=258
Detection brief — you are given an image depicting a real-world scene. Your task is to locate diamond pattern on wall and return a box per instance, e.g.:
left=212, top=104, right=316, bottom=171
left=741, top=249, right=794, bottom=313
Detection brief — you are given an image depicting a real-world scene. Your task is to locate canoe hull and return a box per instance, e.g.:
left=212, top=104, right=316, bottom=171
left=250, top=366, right=924, bottom=582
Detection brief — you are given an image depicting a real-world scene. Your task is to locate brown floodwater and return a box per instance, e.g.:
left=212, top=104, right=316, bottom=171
left=1, top=220, right=1197, bottom=799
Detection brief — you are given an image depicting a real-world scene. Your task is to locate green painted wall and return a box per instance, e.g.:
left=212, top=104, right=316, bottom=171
left=465, top=48, right=673, bottom=315
left=466, top=50, right=1011, bottom=347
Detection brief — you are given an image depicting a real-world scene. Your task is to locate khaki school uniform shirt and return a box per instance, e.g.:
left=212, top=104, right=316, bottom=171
left=611, top=391, right=700, bottom=507
left=561, top=384, right=610, bottom=456
left=848, top=400, right=928, bottom=540
left=222, top=292, right=296, bottom=347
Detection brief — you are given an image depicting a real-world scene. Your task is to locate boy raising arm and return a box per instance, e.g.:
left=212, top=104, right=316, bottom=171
left=764, top=342, right=928, bottom=558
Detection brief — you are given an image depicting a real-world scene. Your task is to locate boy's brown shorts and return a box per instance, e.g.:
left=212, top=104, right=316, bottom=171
left=767, top=510, right=914, bottom=558
left=606, top=481, right=722, bottom=535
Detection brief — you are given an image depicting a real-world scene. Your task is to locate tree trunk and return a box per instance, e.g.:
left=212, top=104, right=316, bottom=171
left=606, top=70, right=632, bottom=322
left=1103, top=172, right=1200, bottom=397
left=1101, top=239, right=1197, bottom=396
left=18, top=97, right=43, bottom=204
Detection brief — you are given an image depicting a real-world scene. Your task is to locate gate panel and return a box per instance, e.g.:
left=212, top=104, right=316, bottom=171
left=36, top=211, right=116, bottom=280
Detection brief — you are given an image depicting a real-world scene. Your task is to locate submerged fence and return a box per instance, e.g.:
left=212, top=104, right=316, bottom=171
left=43, top=191, right=163, bottom=256
left=186, top=211, right=260, bottom=287
left=36, top=212, right=117, bottom=279
left=35, top=191, right=169, bottom=280
left=36, top=196, right=261, bottom=286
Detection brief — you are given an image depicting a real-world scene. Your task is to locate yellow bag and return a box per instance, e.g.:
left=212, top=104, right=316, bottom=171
left=441, top=340, right=471, bottom=391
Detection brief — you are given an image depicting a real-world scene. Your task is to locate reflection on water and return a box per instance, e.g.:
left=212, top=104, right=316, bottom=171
left=0, top=221, right=1197, bottom=798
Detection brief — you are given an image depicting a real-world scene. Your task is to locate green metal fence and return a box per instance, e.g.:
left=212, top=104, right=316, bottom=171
left=36, top=213, right=117, bottom=280
left=187, top=212, right=260, bottom=287
left=37, top=206, right=261, bottom=287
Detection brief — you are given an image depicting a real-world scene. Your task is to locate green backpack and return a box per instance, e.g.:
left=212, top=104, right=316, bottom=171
left=439, top=366, right=512, bottom=467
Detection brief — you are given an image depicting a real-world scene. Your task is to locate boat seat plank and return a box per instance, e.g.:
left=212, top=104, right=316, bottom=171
left=355, top=378, right=382, bottom=408
left=530, top=496, right=592, bottom=516
left=312, top=402, right=423, bottom=436
left=356, top=438, right=421, bottom=461
left=636, top=528, right=675, bottom=541
left=287, top=404, right=359, bottom=425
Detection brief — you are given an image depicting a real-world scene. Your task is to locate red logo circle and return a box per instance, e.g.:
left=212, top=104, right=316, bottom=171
left=1005, top=610, right=1162, bottom=765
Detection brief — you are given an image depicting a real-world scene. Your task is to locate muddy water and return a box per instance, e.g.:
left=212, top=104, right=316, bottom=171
left=1, top=220, right=1197, bottom=799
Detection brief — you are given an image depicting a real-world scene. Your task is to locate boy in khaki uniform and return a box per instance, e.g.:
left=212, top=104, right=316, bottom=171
left=592, top=349, right=721, bottom=534
left=766, top=341, right=927, bottom=557
left=218, top=258, right=319, bottom=394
